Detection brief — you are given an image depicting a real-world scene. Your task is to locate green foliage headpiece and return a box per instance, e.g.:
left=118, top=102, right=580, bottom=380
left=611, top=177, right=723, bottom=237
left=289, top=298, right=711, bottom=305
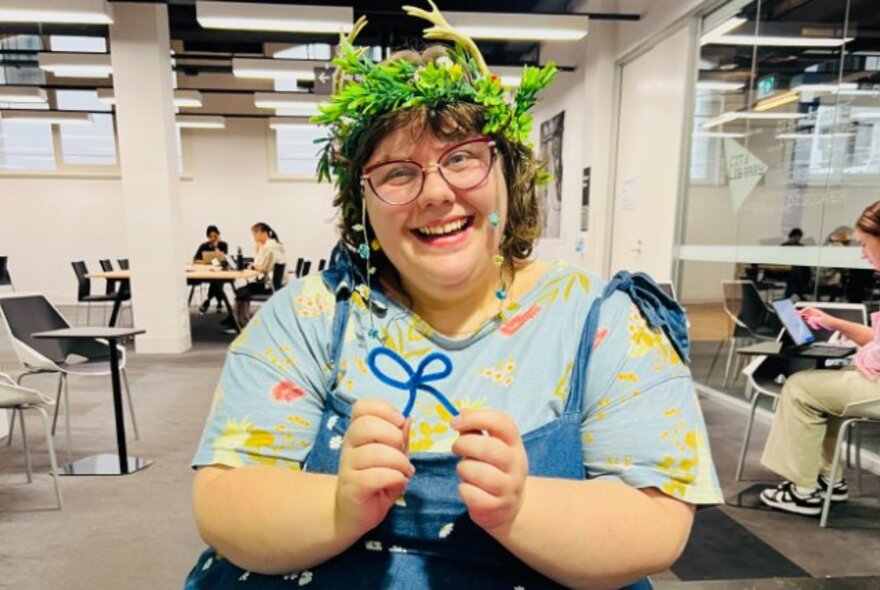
left=311, top=1, right=557, bottom=187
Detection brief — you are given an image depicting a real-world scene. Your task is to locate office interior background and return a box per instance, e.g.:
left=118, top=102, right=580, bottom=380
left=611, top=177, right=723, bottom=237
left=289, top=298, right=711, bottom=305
left=1, top=0, right=879, bottom=588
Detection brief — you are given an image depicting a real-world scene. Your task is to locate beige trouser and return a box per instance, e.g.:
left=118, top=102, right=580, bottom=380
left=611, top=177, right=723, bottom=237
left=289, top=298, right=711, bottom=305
left=761, top=366, right=880, bottom=489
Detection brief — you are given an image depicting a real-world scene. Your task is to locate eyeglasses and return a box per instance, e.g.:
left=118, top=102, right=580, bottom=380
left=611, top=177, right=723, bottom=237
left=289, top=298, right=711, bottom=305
left=362, top=136, right=496, bottom=206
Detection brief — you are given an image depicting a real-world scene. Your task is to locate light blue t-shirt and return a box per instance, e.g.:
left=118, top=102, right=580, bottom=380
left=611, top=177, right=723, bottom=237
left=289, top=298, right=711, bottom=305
left=193, top=260, right=723, bottom=505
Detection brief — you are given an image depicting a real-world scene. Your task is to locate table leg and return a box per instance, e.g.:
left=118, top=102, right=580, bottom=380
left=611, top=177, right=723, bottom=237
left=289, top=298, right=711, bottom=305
left=108, top=339, right=129, bottom=474
left=108, top=291, right=124, bottom=327
left=220, top=281, right=241, bottom=332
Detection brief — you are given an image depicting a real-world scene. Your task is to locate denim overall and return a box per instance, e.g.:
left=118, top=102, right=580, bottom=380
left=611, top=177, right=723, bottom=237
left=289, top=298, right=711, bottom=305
left=185, top=250, right=686, bottom=589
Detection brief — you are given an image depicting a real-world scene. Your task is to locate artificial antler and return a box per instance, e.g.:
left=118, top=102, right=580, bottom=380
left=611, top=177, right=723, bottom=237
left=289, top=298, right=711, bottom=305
left=333, top=15, right=369, bottom=95
left=402, top=0, right=490, bottom=77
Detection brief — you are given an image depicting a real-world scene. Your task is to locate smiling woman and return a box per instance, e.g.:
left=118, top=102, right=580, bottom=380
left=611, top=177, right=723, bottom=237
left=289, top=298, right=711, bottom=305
left=184, top=4, right=722, bottom=589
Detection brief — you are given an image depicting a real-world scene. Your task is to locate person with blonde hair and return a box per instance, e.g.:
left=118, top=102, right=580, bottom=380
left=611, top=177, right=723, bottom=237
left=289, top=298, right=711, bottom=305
left=185, top=4, right=721, bottom=588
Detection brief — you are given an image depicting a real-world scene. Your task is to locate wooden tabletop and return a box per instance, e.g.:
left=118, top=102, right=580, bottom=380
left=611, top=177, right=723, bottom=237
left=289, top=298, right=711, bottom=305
left=87, top=268, right=260, bottom=281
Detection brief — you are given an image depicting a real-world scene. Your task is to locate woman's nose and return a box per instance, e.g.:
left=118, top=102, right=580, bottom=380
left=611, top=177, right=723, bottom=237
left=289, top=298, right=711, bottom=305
left=417, top=166, right=455, bottom=208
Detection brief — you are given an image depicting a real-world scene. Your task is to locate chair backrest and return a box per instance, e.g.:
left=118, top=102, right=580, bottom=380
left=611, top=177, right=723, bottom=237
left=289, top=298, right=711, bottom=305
left=0, top=256, right=11, bottom=288
left=295, top=257, right=305, bottom=277
left=656, top=281, right=676, bottom=301
left=722, top=280, right=773, bottom=337
left=117, top=258, right=130, bottom=270
left=271, top=263, right=286, bottom=291
left=99, top=259, right=118, bottom=294
left=317, top=258, right=327, bottom=272
left=71, top=261, right=91, bottom=300
left=842, top=398, right=880, bottom=420
left=750, top=352, right=817, bottom=393
left=301, top=260, right=312, bottom=277
left=794, top=301, right=867, bottom=342
left=0, top=293, right=73, bottom=366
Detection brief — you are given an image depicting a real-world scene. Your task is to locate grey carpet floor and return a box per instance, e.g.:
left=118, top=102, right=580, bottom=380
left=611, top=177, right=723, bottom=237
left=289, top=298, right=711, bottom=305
left=1, top=313, right=879, bottom=589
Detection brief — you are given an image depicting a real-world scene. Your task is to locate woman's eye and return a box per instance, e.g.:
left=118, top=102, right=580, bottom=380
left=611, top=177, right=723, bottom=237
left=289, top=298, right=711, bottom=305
left=444, top=152, right=473, bottom=167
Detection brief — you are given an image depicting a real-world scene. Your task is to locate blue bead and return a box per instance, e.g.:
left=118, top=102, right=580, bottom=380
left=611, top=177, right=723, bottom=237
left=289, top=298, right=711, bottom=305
left=368, top=328, right=380, bottom=339
left=358, top=243, right=370, bottom=259
left=495, top=289, right=507, bottom=300
left=488, top=212, right=501, bottom=228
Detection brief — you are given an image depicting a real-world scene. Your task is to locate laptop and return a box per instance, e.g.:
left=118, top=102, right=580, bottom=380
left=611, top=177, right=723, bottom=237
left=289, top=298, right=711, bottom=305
left=201, top=250, right=226, bottom=264
left=770, top=298, right=856, bottom=358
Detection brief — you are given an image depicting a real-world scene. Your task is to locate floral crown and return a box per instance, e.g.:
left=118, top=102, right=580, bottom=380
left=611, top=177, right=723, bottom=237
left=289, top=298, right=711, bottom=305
left=310, top=1, right=557, bottom=189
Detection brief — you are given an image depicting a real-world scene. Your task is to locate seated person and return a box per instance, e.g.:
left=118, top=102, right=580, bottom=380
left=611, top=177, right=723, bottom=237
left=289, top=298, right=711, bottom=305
left=223, top=222, right=285, bottom=331
left=760, top=201, right=880, bottom=516
left=193, top=225, right=229, bottom=314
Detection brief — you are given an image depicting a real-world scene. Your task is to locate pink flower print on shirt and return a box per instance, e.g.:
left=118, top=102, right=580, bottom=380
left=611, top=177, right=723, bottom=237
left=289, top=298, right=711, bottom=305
left=593, top=327, right=609, bottom=350
left=499, top=304, right=542, bottom=337
left=272, top=380, right=306, bottom=403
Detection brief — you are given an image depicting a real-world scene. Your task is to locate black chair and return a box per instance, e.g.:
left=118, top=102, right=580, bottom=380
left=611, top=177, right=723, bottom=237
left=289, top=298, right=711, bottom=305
left=294, top=257, right=305, bottom=278
left=117, top=259, right=130, bottom=270
left=0, top=255, right=13, bottom=291
left=71, top=261, right=118, bottom=326
left=317, top=258, right=327, bottom=272
left=300, top=260, right=312, bottom=277
left=251, top=263, right=287, bottom=303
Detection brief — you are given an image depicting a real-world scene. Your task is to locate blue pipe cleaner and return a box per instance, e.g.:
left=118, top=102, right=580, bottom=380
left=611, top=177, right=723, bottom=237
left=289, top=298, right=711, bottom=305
left=366, top=346, right=458, bottom=419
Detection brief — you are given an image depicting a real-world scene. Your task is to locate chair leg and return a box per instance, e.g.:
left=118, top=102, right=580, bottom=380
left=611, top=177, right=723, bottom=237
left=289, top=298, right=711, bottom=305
left=735, top=392, right=762, bottom=481
left=845, top=426, right=853, bottom=468
left=188, top=285, right=196, bottom=306
left=122, top=369, right=139, bottom=441
left=5, top=408, right=14, bottom=447
left=855, top=424, right=863, bottom=495
left=820, top=419, right=853, bottom=528
left=705, top=339, right=725, bottom=382
left=19, top=408, right=33, bottom=483
left=62, top=374, right=72, bottom=465
left=51, top=373, right=63, bottom=436
left=723, top=337, right=737, bottom=388
left=33, top=406, right=62, bottom=509
left=87, top=302, right=92, bottom=326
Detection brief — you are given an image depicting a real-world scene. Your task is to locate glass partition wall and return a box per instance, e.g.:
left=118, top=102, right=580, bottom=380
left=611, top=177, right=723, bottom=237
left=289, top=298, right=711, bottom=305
left=679, top=0, right=880, bottom=393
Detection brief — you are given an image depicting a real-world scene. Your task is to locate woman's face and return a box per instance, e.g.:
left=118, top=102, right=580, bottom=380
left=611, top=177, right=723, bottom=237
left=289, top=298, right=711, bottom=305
left=856, top=229, right=880, bottom=270
left=252, top=228, right=267, bottom=244
left=208, top=231, right=220, bottom=245
left=363, top=125, right=507, bottom=295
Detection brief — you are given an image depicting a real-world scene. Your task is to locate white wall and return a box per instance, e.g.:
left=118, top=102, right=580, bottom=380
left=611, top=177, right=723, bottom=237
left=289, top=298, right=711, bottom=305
left=0, top=118, right=339, bottom=304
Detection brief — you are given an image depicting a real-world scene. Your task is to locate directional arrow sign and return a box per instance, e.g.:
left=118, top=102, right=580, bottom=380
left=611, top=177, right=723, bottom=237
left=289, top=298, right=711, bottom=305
left=723, top=138, right=768, bottom=213
left=314, top=66, right=335, bottom=95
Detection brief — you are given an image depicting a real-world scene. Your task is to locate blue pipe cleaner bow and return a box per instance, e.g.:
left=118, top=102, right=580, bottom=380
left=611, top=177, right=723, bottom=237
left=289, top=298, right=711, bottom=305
left=366, top=346, right=458, bottom=419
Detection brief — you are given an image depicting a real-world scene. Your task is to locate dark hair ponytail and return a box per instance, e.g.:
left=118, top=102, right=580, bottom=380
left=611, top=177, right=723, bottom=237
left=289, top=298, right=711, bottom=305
left=252, top=222, right=281, bottom=243
left=856, top=200, right=880, bottom=238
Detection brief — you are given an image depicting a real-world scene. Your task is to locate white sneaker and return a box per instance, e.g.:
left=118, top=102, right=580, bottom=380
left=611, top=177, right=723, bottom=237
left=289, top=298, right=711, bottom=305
left=759, top=481, right=822, bottom=516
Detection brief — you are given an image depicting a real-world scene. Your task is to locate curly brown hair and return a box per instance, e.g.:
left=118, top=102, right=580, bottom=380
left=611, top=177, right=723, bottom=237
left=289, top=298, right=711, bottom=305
left=856, top=200, right=880, bottom=238
left=330, top=47, right=546, bottom=279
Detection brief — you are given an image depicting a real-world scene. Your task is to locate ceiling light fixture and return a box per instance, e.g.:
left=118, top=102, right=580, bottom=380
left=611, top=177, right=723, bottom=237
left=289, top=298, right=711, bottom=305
left=693, top=131, right=747, bottom=138
left=97, top=89, right=203, bottom=108
left=254, top=92, right=321, bottom=115
left=268, top=117, right=317, bottom=131
left=0, top=86, right=48, bottom=103
left=444, top=11, right=588, bottom=41
left=776, top=132, right=854, bottom=139
left=702, top=111, right=804, bottom=129
left=176, top=115, right=225, bottom=129
left=705, top=34, right=853, bottom=47
left=196, top=1, right=352, bottom=34
left=1, top=110, right=92, bottom=125
left=695, top=80, right=745, bottom=91
left=700, top=16, right=747, bottom=45
left=851, top=111, right=880, bottom=121
left=0, top=0, right=113, bottom=25
left=754, top=91, right=799, bottom=112
left=793, top=83, right=858, bottom=93
left=38, top=52, right=112, bottom=78
left=232, top=58, right=315, bottom=81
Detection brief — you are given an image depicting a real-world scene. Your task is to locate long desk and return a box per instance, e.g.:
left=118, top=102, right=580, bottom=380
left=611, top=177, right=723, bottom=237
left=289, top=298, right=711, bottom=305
left=87, top=267, right=260, bottom=332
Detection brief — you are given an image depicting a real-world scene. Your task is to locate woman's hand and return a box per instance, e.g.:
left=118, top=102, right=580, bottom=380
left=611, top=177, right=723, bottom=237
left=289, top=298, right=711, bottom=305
left=451, top=409, right=529, bottom=533
left=335, top=399, right=413, bottom=539
left=799, top=307, right=837, bottom=330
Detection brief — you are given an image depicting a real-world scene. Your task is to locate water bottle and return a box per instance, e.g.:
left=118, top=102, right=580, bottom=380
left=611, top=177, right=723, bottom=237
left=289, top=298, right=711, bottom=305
left=236, top=246, right=244, bottom=270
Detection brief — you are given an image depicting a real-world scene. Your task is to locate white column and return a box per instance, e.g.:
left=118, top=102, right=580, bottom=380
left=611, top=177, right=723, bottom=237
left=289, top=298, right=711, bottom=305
left=109, top=3, right=191, bottom=353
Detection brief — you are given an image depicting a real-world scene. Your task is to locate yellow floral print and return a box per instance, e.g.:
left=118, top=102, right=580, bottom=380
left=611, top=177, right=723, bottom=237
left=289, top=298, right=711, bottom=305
left=479, top=358, right=516, bottom=387
left=294, top=276, right=334, bottom=318
left=553, top=361, right=573, bottom=402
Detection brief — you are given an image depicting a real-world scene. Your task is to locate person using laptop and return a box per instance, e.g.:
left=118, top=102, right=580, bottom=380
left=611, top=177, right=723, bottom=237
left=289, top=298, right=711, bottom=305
left=760, top=200, right=880, bottom=516
left=193, top=225, right=229, bottom=314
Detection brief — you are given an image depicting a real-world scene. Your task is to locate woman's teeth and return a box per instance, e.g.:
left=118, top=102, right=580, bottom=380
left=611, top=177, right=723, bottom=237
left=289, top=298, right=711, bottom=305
left=417, top=218, right=468, bottom=237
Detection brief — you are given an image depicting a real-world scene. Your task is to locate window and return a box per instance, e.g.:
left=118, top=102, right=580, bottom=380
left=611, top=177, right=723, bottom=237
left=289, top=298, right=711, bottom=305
left=274, top=124, right=324, bottom=176
left=55, top=90, right=117, bottom=166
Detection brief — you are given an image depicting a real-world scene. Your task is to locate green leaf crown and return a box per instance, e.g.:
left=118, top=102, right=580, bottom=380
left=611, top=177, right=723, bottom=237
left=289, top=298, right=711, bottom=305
left=310, top=1, right=557, bottom=187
